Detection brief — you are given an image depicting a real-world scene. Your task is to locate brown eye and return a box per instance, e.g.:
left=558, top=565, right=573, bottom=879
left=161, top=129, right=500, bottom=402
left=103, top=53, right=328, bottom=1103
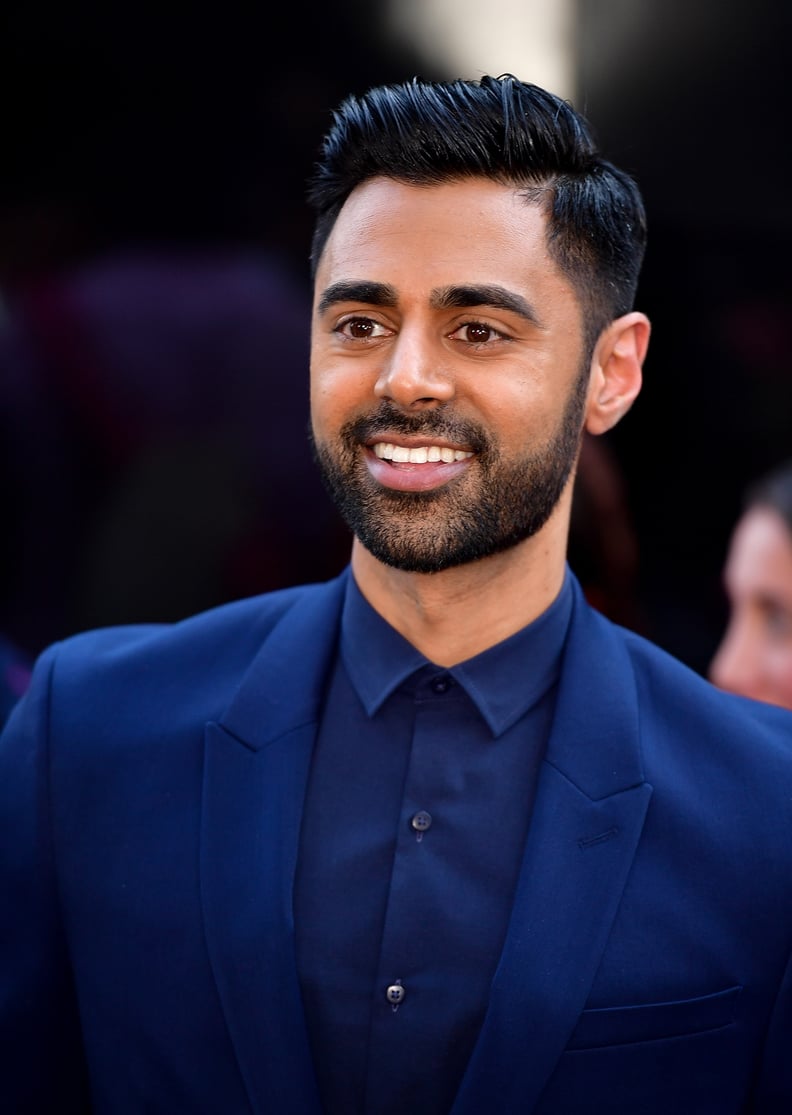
left=464, top=322, right=493, bottom=343
left=347, top=319, right=375, bottom=338
left=337, top=317, right=388, bottom=340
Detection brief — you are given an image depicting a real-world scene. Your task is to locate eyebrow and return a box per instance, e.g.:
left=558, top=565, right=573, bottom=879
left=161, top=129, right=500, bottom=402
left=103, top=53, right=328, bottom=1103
left=316, top=280, right=398, bottom=314
left=431, top=284, right=544, bottom=327
left=316, top=279, right=544, bottom=329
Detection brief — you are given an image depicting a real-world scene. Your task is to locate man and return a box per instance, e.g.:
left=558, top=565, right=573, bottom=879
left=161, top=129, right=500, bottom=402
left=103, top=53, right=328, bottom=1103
left=2, top=76, right=792, bottom=1114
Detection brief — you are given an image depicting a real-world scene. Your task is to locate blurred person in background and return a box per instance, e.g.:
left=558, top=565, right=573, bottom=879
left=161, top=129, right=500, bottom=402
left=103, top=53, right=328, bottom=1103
left=709, top=459, right=792, bottom=709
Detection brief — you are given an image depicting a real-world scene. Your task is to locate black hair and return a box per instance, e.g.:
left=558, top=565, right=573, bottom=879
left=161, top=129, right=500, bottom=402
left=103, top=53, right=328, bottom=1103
left=745, top=460, right=792, bottom=535
left=307, top=74, right=647, bottom=353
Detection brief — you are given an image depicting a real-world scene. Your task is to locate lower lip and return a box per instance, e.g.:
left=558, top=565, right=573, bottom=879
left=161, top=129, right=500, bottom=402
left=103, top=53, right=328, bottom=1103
left=365, top=449, right=472, bottom=492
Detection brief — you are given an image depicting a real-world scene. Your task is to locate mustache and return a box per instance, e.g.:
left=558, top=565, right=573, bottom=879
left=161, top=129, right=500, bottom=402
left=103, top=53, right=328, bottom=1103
left=342, top=402, right=489, bottom=453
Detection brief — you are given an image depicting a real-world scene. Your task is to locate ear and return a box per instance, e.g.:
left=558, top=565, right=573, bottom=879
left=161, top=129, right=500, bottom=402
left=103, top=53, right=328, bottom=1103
left=584, top=312, right=650, bottom=436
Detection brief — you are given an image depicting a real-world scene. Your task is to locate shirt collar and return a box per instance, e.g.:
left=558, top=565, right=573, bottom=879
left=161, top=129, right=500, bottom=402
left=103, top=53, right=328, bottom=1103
left=341, top=568, right=574, bottom=737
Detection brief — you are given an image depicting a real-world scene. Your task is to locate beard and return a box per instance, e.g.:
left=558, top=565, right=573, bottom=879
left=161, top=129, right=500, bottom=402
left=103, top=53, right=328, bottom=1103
left=311, top=370, right=589, bottom=574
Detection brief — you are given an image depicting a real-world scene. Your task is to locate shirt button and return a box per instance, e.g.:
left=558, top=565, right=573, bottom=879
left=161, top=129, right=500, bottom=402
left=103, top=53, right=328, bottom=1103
left=411, top=810, right=432, bottom=834
left=386, top=982, right=406, bottom=1005
left=431, top=674, right=452, bottom=694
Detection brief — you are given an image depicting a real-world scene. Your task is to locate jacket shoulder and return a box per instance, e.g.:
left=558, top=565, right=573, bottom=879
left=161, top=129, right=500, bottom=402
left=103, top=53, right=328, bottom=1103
left=16, top=575, right=347, bottom=733
left=621, top=620, right=792, bottom=730
left=612, top=618, right=792, bottom=791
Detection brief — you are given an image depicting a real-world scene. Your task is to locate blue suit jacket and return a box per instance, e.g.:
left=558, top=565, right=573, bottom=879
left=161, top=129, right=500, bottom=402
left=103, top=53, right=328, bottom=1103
left=2, top=569, right=792, bottom=1113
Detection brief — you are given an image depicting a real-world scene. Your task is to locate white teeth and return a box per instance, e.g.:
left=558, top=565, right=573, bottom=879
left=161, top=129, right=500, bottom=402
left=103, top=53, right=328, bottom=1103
left=372, top=442, right=473, bottom=464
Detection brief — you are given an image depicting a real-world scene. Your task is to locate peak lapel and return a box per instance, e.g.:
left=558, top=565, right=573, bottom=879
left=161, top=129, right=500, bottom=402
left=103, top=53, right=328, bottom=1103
left=453, top=579, right=653, bottom=1114
left=200, top=574, right=347, bottom=1115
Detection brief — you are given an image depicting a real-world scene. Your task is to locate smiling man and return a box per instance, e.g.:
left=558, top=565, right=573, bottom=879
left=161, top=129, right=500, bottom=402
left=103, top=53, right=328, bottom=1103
left=2, top=76, right=792, bottom=1115
left=309, top=172, right=644, bottom=642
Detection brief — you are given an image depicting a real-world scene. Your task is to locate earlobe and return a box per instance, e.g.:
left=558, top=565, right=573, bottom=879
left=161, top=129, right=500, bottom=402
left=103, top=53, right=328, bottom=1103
left=585, top=312, right=650, bottom=436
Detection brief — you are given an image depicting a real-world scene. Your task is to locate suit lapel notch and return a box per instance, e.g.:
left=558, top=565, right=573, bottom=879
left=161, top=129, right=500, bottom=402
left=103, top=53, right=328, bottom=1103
left=454, top=770, right=652, bottom=1114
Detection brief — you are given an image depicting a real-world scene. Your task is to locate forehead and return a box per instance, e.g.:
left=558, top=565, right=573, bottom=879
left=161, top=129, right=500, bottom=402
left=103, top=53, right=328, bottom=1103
left=315, top=176, right=574, bottom=307
left=727, top=506, right=792, bottom=593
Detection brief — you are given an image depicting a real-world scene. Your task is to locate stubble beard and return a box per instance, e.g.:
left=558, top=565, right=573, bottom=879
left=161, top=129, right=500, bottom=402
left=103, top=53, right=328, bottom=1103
left=311, top=370, right=589, bottom=574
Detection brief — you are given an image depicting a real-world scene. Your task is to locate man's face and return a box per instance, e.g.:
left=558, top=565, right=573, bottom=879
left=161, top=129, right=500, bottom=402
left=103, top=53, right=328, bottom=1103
left=310, top=177, right=592, bottom=573
left=709, top=505, right=792, bottom=710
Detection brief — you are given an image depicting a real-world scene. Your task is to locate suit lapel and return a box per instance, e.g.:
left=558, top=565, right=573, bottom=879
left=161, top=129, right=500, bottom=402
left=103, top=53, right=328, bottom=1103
left=453, top=578, right=653, bottom=1114
left=200, top=574, right=347, bottom=1115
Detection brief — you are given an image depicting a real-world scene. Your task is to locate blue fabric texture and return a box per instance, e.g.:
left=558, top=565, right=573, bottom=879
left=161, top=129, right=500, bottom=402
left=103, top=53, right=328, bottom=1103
left=2, top=568, right=792, bottom=1113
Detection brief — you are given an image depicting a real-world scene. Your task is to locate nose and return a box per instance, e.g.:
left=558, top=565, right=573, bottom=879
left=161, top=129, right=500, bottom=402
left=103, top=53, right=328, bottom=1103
left=709, top=617, right=764, bottom=701
left=374, top=330, right=454, bottom=410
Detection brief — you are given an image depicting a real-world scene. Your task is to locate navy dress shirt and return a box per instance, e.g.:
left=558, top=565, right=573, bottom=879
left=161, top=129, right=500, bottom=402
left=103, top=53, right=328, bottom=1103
left=294, top=571, right=573, bottom=1115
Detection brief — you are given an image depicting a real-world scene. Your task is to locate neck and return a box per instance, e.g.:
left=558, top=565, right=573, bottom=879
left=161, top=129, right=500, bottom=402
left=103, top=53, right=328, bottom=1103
left=350, top=497, right=572, bottom=667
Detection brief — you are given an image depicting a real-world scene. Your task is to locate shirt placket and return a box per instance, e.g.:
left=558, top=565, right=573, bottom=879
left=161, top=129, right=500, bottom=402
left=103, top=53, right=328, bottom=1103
left=363, top=670, right=477, bottom=1114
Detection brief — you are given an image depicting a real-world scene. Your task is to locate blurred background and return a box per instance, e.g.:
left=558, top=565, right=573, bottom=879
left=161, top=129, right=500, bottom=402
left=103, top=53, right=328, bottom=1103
left=1, top=0, right=790, bottom=687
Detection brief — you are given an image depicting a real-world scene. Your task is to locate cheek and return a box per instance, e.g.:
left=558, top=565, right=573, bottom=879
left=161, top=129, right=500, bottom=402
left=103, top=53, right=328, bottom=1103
left=310, top=363, right=360, bottom=434
left=476, top=377, right=550, bottom=434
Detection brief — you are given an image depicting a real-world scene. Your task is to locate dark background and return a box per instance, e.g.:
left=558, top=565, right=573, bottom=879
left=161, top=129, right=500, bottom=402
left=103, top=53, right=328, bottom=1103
left=1, top=0, right=790, bottom=675
left=576, top=0, right=792, bottom=670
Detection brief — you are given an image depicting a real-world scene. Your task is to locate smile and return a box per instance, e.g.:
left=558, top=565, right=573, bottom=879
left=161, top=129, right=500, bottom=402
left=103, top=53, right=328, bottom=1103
left=372, top=442, right=473, bottom=464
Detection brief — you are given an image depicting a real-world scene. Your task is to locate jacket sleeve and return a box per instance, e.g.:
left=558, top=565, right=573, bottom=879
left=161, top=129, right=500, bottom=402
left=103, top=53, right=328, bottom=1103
left=0, top=645, right=93, bottom=1112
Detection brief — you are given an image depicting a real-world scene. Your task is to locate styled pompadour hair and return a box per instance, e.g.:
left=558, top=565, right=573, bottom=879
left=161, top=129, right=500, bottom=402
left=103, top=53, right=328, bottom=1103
left=308, top=74, right=647, bottom=352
